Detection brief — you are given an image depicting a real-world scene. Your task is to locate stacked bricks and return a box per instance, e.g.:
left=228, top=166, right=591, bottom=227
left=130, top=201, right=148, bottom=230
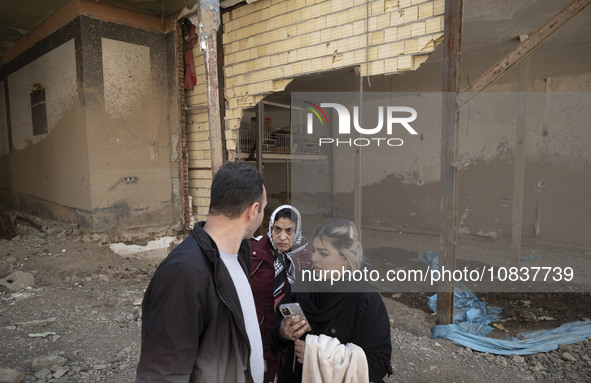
left=220, top=0, right=445, bottom=152
left=185, top=0, right=444, bottom=216
left=185, top=43, right=212, bottom=221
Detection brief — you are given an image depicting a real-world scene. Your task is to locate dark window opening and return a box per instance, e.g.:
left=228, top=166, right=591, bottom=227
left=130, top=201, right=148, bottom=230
left=31, top=86, right=48, bottom=136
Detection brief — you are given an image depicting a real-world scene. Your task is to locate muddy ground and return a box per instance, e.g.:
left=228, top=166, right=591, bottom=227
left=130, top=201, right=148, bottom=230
left=1, top=216, right=590, bottom=382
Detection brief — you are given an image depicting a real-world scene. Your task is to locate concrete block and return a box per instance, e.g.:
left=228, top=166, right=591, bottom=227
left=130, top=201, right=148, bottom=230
left=377, top=14, right=390, bottom=30
left=418, top=3, right=434, bottom=19
left=331, top=0, right=346, bottom=12
left=341, top=50, right=355, bottom=66
left=403, top=6, right=419, bottom=23
left=369, top=30, right=384, bottom=45
left=418, top=36, right=436, bottom=52
left=425, top=16, right=443, bottom=34
left=295, top=0, right=307, bottom=8
left=411, top=21, right=426, bottom=37
left=413, top=54, right=429, bottom=69
left=384, top=57, right=399, bottom=73
left=192, top=159, right=212, bottom=169
left=398, top=55, right=413, bottom=70
left=433, top=0, right=445, bottom=15
left=352, top=20, right=365, bottom=35
left=347, top=5, right=367, bottom=23
left=367, top=46, right=378, bottom=61
left=359, top=63, right=368, bottom=77
left=350, top=35, right=365, bottom=51
left=398, top=25, right=411, bottom=39
left=384, top=0, right=400, bottom=12
left=370, top=60, right=385, bottom=76
left=196, top=197, right=210, bottom=207
left=390, top=10, right=405, bottom=27
left=378, top=44, right=391, bottom=60
left=189, top=169, right=213, bottom=180
left=404, top=39, right=419, bottom=54
left=323, top=15, right=338, bottom=30
left=384, top=27, right=398, bottom=43
left=354, top=49, right=367, bottom=63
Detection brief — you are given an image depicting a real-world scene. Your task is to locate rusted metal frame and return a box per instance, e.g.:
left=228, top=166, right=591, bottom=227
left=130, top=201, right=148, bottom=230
left=457, top=0, right=591, bottom=108
left=438, top=0, right=462, bottom=326
left=511, top=35, right=530, bottom=268
left=177, top=23, right=191, bottom=231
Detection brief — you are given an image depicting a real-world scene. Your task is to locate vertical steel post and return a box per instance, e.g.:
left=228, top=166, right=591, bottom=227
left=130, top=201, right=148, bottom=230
left=438, top=0, right=463, bottom=325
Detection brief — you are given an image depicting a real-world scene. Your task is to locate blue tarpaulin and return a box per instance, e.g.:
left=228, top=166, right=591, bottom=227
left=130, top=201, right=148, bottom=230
left=431, top=321, right=591, bottom=355
left=414, top=251, right=591, bottom=355
left=427, top=284, right=502, bottom=336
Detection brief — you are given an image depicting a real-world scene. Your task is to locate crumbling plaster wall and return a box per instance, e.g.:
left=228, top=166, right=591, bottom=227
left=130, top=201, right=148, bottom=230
left=0, top=12, right=182, bottom=234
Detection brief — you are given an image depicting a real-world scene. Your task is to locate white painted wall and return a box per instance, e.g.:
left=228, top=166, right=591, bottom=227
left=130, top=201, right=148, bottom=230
left=7, top=39, right=77, bottom=150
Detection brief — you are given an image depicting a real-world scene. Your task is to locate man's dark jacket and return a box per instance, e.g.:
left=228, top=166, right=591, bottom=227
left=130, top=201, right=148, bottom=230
left=136, top=222, right=255, bottom=383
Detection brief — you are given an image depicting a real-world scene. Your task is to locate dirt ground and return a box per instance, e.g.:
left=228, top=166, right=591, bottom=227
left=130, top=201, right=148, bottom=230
left=1, top=216, right=591, bottom=382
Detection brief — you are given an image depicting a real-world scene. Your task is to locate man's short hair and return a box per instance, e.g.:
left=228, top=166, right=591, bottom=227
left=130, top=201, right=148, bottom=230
left=209, top=162, right=264, bottom=218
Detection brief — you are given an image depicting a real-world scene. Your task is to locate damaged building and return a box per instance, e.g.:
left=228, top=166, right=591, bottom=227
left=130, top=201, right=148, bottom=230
left=0, top=0, right=589, bottom=283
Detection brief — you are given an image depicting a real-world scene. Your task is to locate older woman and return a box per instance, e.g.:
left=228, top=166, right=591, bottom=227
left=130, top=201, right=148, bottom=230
left=250, top=205, right=312, bottom=383
left=271, top=219, right=392, bottom=383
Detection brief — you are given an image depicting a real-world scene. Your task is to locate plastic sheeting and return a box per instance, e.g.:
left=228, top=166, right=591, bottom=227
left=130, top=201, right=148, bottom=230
left=414, top=252, right=591, bottom=355
left=414, top=251, right=502, bottom=336
left=432, top=321, right=591, bottom=355
left=427, top=285, right=502, bottom=336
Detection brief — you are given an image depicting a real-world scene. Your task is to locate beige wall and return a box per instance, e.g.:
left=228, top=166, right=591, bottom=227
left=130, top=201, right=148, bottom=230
left=2, top=39, right=91, bottom=211
left=0, top=11, right=182, bottom=234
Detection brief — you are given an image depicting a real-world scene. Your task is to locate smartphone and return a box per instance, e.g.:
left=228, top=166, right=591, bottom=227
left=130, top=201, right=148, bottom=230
left=279, top=302, right=312, bottom=331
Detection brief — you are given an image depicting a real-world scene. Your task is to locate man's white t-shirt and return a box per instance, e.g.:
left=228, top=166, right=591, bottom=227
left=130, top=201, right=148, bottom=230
left=220, top=251, right=264, bottom=383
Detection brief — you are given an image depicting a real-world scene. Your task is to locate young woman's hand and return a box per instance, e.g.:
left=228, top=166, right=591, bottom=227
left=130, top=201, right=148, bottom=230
left=279, top=315, right=308, bottom=341
left=294, top=339, right=305, bottom=364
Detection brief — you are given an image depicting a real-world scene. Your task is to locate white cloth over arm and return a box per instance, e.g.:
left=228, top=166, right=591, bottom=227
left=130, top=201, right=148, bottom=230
left=302, top=334, right=369, bottom=383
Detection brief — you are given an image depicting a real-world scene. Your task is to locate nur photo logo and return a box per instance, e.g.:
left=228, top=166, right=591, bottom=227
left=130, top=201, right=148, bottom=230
left=302, top=99, right=419, bottom=147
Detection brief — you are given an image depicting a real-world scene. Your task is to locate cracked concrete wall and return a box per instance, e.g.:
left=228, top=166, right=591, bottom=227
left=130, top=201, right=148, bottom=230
left=0, top=13, right=181, bottom=234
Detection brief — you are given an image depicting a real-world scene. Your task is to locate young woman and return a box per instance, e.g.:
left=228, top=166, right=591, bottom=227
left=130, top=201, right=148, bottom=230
left=271, top=219, right=392, bottom=383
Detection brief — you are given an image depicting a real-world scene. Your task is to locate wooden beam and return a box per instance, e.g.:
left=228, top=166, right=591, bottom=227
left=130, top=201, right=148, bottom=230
left=438, top=0, right=463, bottom=326
left=457, top=0, right=591, bottom=108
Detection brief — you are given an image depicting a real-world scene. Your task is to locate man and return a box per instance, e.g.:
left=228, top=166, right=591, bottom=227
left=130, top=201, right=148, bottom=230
left=249, top=205, right=311, bottom=383
left=136, top=162, right=266, bottom=383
